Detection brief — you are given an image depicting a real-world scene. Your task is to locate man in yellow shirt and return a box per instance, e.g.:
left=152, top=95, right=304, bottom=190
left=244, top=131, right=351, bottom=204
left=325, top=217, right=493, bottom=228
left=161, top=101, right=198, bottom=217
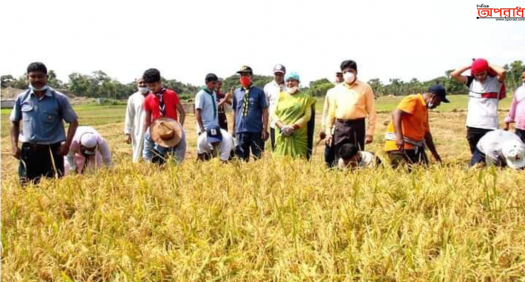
left=326, top=60, right=377, bottom=160
left=384, top=85, right=448, bottom=168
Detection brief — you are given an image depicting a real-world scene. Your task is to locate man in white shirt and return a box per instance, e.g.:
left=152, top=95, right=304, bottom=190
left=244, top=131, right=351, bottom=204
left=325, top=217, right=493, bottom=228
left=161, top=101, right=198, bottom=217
left=197, top=125, right=233, bottom=162
left=65, top=126, right=113, bottom=174
left=263, top=64, right=287, bottom=150
left=124, top=77, right=149, bottom=162
left=470, top=129, right=525, bottom=169
left=451, top=58, right=507, bottom=154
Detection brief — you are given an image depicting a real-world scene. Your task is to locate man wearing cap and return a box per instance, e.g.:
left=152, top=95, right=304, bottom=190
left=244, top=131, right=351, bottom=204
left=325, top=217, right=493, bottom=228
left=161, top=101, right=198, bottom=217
left=197, top=125, right=233, bottom=162
left=326, top=60, right=377, bottom=161
left=65, top=126, right=113, bottom=174
left=384, top=85, right=448, bottom=168
left=215, top=78, right=232, bottom=131
left=320, top=72, right=345, bottom=167
left=232, top=65, right=269, bottom=161
left=471, top=129, right=525, bottom=169
left=143, top=117, right=186, bottom=165
left=124, top=77, right=149, bottom=163
left=264, top=64, right=287, bottom=150
left=10, top=62, right=79, bottom=183
left=451, top=59, right=507, bottom=154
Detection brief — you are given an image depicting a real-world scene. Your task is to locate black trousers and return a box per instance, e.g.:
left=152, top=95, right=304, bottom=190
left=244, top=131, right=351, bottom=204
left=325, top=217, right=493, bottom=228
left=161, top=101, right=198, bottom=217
left=270, top=127, right=276, bottom=151
left=516, top=128, right=525, bottom=143
left=324, top=144, right=336, bottom=168
left=333, top=118, right=365, bottom=160
left=19, top=142, right=64, bottom=184
left=466, top=127, right=493, bottom=154
left=306, top=106, right=315, bottom=161
left=388, top=149, right=428, bottom=169
left=235, top=132, right=264, bottom=161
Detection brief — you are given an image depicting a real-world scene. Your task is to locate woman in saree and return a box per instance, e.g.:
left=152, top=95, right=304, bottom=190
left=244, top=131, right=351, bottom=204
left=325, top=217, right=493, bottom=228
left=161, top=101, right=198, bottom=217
left=273, top=72, right=316, bottom=158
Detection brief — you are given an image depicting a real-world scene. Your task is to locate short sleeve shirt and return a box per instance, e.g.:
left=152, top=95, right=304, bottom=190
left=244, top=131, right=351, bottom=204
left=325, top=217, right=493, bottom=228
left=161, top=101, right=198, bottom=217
left=10, top=88, right=78, bottom=144
left=385, top=94, right=429, bottom=151
left=466, top=75, right=505, bottom=129
left=195, top=88, right=219, bottom=131
left=143, top=89, right=180, bottom=122
left=232, top=85, right=268, bottom=133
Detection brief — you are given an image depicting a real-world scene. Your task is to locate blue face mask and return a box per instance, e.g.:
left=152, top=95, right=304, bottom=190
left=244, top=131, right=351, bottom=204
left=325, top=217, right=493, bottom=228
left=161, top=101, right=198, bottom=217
left=29, top=84, right=48, bottom=92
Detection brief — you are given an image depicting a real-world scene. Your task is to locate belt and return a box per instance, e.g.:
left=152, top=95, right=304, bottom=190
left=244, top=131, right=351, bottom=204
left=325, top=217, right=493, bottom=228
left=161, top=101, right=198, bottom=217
left=336, top=118, right=365, bottom=124
left=23, top=142, right=60, bottom=151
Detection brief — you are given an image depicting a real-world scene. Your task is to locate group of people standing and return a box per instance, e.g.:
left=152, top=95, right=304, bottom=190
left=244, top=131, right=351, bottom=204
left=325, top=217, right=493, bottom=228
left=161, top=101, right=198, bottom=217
left=9, top=59, right=525, bottom=184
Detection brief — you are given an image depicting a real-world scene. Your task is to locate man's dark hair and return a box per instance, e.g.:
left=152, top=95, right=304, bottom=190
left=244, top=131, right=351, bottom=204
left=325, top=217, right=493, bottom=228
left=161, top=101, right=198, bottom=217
left=339, top=143, right=359, bottom=160
left=205, top=73, right=218, bottom=83
left=340, top=60, right=357, bottom=72
left=27, top=62, right=47, bottom=74
left=143, top=68, right=161, bottom=83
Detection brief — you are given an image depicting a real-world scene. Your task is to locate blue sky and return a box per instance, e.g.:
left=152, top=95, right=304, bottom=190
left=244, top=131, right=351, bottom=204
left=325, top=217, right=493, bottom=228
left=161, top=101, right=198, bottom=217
left=1, top=0, right=523, bottom=86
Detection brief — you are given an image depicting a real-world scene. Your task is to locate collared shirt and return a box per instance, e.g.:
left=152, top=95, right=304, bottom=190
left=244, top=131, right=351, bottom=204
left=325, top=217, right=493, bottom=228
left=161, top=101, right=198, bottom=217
left=232, top=85, right=268, bottom=133
left=197, top=129, right=233, bottom=161
left=264, top=80, right=287, bottom=128
left=384, top=94, right=429, bottom=152
left=504, top=85, right=525, bottom=130
left=10, top=87, right=78, bottom=144
left=466, top=75, right=505, bottom=129
left=195, top=88, right=219, bottom=132
left=143, top=89, right=180, bottom=122
left=477, top=129, right=524, bottom=165
left=124, top=91, right=147, bottom=163
left=65, top=126, right=112, bottom=173
left=326, top=80, right=377, bottom=135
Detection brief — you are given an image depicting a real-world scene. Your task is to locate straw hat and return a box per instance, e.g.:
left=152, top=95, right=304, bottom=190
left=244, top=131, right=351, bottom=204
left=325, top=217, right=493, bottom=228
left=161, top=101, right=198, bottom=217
left=150, top=117, right=182, bottom=148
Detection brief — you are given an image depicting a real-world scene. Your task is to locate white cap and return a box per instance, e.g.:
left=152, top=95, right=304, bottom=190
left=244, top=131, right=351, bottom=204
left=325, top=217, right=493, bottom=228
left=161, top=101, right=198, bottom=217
left=501, top=140, right=525, bottom=169
left=80, top=133, right=98, bottom=149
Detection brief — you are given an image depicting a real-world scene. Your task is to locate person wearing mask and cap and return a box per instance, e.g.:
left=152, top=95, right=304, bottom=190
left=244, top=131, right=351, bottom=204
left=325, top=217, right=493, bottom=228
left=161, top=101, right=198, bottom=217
left=197, top=125, right=233, bottom=163
left=325, top=60, right=377, bottom=161
left=10, top=62, right=79, bottom=183
left=504, top=70, right=525, bottom=142
left=124, top=77, right=149, bottom=163
left=272, top=72, right=316, bottom=158
left=451, top=59, right=507, bottom=154
left=470, top=129, right=525, bottom=169
left=264, top=64, right=287, bottom=151
left=143, top=117, right=186, bottom=165
left=384, top=85, right=448, bottom=168
left=65, top=126, right=112, bottom=174
left=320, top=71, right=345, bottom=167
left=215, top=77, right=233, bottom=131
left=232, top=65, right=269, bottom=161
left=142, top=68, right=186, bottom=159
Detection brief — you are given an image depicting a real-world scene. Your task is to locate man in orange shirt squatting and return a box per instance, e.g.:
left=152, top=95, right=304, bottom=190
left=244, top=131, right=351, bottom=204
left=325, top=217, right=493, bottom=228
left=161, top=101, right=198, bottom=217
left=384, top=85, right=448, bottom=168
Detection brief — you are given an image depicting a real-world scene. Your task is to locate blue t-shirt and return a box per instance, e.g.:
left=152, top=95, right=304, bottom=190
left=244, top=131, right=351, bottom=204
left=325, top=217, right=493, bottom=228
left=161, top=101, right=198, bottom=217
left=232, top=85, right=268, bottom=133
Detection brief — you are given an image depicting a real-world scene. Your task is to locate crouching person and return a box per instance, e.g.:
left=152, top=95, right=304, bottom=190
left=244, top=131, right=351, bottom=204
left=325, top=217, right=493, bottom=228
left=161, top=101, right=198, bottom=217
left=197, top=125, right=233, bottom=163
left=65, top=126, right=113, bottom=174
left=470, top=129, right=525, bottom=169
left=143, top=117, right=186, bottom=165
left=384, top=85, right=447, bottom=169
left=337, top=144, right=382, bottom=169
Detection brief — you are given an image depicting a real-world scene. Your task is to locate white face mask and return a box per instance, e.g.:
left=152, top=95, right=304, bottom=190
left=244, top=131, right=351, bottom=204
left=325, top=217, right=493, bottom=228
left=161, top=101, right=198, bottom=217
left=29, top=84, right=48, bottom=92
left=343, top=72, right=356, bottom=84
left=139, top=86, right=149, bottom=94
left=286, top=86, right=298, bottom=94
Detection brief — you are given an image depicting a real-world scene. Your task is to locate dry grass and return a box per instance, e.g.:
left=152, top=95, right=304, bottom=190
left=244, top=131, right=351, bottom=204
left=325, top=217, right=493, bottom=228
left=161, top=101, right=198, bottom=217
left=1, top=107, right=525, bottom=281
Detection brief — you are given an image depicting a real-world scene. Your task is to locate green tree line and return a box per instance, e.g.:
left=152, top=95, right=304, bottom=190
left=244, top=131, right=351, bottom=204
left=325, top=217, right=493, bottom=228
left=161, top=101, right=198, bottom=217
left=2, top=60, right=523, bottom=99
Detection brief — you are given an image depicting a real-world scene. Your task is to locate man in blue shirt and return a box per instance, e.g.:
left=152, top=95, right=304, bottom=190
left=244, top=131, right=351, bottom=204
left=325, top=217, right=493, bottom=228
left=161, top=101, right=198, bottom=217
left=10, top=62, right=79, bottom=183
left=232, top=66, right=269, bottom=161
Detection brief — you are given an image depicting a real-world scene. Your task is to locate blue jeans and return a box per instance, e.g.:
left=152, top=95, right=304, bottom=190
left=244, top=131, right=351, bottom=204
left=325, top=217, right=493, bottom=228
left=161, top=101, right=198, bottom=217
left=470, top=148, right=504, bottom=167
left=143, top=129, right=186, bottom=164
